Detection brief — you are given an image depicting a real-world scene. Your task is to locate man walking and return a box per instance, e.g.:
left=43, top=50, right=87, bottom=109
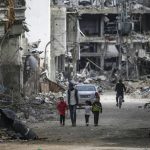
left=67, top=81, right=78, bottom=126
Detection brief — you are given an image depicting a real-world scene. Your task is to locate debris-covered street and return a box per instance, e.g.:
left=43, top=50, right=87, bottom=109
left=1, top=0, right=150, bottom=149
left=1, top=92, right=150, bottom=149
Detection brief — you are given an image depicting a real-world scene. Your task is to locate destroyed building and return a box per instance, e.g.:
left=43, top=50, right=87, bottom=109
left=0, top=0, right=26, bottom=92
left=49, top=0, right=150, bottom=81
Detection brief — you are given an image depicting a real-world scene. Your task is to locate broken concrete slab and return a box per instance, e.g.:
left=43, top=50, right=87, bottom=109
left=0, top=108, right=38, bottom=140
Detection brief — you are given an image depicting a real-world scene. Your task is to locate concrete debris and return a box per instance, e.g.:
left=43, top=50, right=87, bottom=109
left=41, top=70, right=66, bottom=93
left=22, top=22, right=30, bottom=32
left=16, top=92, right=61, bottom=123
left=144, top=102, right=150, bottom=109
left=96, top=75, right=107, bottom=81
left=132, top=32, right=149, bottom=42
left=0, top=94, right=12, bottom=105
left=29, top=39, right=41, bottom=49
left=132, top=3, right=150, bottom=11
left=0, top=109, right=38, bottom=140
left=48, top=78, right=65, bottom=93
left=125, top=79, right=150, bottom=99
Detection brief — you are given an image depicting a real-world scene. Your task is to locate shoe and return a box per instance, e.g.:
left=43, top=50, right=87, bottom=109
left=86, top=123, right=89, bottom=126
left=122, top=100, right=125, bottom=102
left=116, top=103, right=118, bottom=107
left=72, top=123, right=76, bottom=127
left=94, top=124, right=98, bottom=126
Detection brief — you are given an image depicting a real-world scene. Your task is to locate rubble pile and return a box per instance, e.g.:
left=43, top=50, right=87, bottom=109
left=0, top=129, right=11, bottom=141
left=125, top=79, right=150, bottom=98
left=17, top=93, right=60, bottom=123
left=0, top=92, right=60, bottom=124
left=55, top=65, right=150, bottom=100
left=0, top=90, right=63, bottom=141
left=0, top=109, right=38, bottom=140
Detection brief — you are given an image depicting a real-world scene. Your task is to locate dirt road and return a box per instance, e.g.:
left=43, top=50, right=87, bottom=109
left=1, top=92, right=150, bottom=150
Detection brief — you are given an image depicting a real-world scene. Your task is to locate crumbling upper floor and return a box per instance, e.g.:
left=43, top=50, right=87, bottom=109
left=51, top=0, right=150, bottom=14
left=0, top=0, right=26, bottom=38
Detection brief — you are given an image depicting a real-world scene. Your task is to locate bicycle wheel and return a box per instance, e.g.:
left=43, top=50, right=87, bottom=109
left=118, top=96, right=122, bottom=109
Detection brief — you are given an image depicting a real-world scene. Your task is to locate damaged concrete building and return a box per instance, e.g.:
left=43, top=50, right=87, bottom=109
left=0, top=0, right=26, bottom=92
left=49, top=0, right=150, bottom=81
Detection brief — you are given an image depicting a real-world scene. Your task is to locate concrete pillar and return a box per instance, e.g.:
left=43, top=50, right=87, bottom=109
left=49, top=52, right=56, bottom=81
left=100, top=16, right=107, bottom=69
left=19, top=35, right=24, bottom=90
left=100, top=15, right=104, bottom=37
left=100, top=0, right=104, bottom=8
left=50, top=6, right=66, bottom=81
left=67, top=14, right=79, bottom=77
left=100, top=43, right=105, bottom=70
left=97, top=44, right=101, bottom=68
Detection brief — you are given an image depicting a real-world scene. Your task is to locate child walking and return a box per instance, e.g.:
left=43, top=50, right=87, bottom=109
left=84, top=100, right=92, bottom=126
left=56, top=97, right=68, bottom=126
left=92, top=93, right=102, bottom=126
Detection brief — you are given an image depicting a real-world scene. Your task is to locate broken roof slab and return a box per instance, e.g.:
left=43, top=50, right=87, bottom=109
left=77, top=7, right=150, bottom=15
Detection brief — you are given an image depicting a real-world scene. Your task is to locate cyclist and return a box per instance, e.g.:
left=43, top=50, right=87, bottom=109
left=115, top=79, right=126, bottom=107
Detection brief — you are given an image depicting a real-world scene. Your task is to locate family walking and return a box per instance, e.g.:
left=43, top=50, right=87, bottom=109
left=57, top=82, right=103, bottom=127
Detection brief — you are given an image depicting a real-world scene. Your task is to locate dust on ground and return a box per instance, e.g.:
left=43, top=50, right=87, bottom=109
left=1, top=92, right=150, bottom=149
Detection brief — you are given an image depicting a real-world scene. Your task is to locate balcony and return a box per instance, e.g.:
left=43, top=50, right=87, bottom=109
left=78, top=7, right=118, bottom=15
left=0, top=7, right=25, bottom=22
left=0, top=8, right=8, bottom=21
left=0, top=6, right=26, bottom=38
left=14, top=7, right=26, bottom=20
left=79, top=36, right=116, bottom=43
left=77, top=6, right=150, bottom=15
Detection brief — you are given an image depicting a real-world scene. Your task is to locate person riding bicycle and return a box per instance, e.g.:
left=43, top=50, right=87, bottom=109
left=115, top=79, right=126, bottom=107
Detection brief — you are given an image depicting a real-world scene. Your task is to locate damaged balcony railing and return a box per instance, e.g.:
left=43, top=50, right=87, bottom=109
left=14, top=7, right=26, bottom=20
left=0, top=1, right=26, bottom=38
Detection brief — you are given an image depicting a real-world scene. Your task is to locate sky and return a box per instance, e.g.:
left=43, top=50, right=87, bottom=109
left=25, top=0, right=50, bottom=53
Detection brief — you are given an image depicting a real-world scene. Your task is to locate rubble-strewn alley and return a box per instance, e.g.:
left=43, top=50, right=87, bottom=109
left=1, top=0, right=150, bottom=149
left=1, top=92, right=150, bottom=149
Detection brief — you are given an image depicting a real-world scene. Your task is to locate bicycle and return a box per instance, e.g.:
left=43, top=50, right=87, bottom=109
left=118, top=95, right=123, bottom=109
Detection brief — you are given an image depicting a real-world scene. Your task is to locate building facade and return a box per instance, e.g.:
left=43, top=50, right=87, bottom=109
left=0, top=0, right=26, bottom=92
left=49, top=0, right=150, bottom=81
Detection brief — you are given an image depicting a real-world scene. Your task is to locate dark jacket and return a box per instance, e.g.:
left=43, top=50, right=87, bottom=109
left=67, top=88, right=78, bottom=105
left=115, top=82, right=126, bottom=94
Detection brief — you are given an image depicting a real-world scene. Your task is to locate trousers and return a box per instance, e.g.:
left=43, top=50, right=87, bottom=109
left=69, top=105, right=77, bottom=125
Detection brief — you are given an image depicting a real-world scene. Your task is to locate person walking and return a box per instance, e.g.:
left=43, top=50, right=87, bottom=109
left=115, top=79, right=126, bottom=106
left=92, top=93, right=102, bottom=126
left=56, top=97, right=68, bottom=126
left=67, top=81, right=78, bottom=126
left=84, top=100, right=92, bottom=126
